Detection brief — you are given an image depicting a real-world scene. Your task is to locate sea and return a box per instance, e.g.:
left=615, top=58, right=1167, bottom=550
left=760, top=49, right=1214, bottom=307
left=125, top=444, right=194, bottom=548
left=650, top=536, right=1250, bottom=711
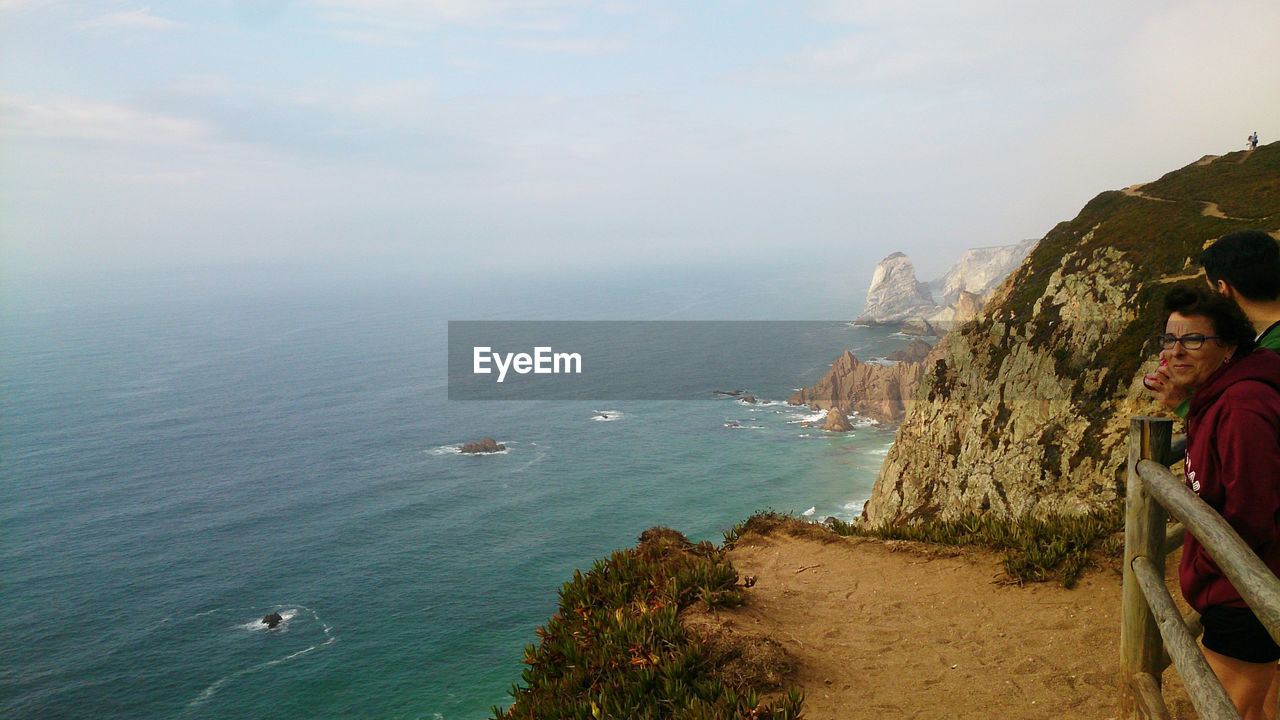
left=1, top=264, right=914, bottom=720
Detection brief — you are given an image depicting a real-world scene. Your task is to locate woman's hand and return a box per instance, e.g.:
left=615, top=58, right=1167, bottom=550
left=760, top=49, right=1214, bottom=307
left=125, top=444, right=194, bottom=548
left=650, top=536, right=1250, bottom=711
left=1145, top=362, right=1190, bottom=411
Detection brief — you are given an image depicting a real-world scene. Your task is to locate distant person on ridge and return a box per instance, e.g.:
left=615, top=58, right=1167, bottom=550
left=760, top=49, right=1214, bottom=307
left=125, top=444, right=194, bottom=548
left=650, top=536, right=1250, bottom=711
left=1252, top=132, right=1260, bottom=150
left=1154, top=287, right=1280, bottom=720
left=1147, top=229, right=1280, bottom=414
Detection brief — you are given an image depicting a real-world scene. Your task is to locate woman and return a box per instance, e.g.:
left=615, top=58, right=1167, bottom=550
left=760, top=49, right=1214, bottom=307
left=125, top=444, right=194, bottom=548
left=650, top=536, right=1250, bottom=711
left=1157, top=286, right=1280, bottom=720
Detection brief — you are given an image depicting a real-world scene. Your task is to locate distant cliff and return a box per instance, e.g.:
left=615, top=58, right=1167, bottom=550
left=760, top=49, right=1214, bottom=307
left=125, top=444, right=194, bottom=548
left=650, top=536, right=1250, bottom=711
left=855, top=253, right=937, bottom=326
left=931, top=240, right=1038, bottom=306
left=856, top=241, right=1034, bottom=334
left=862, top=144, right=1280, bottom=526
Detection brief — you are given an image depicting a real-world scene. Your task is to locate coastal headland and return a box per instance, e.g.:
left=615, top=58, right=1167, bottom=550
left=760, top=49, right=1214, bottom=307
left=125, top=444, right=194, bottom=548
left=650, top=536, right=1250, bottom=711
left=498, top=143, right=1280, bottom=719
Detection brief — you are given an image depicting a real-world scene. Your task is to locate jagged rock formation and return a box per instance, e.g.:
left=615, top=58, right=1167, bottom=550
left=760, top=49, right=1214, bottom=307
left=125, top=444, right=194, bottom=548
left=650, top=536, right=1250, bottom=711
left=788, top=342, right=942, bottom=424
left=855, top=253, right=937, bottom=325
left=861, top=144, right=1280, bottom=526
left=857, top=242, right=1036, bottom=334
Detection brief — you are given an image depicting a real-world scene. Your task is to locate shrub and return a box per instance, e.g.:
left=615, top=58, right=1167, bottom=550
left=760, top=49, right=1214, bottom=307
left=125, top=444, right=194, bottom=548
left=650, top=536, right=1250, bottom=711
left=494, top=527, right=803, bottom=720
left=827, top=508, right=1123, bottom=588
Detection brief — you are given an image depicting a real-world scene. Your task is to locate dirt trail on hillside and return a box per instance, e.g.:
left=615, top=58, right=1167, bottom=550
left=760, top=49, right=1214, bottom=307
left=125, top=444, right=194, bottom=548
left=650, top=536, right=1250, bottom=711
left=702, top=532, right=1198, bottom=720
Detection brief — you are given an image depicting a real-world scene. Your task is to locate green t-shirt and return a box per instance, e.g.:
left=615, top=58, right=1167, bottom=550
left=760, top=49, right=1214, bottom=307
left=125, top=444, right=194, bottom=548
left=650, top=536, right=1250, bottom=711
left=1172, top=320, right=1280, bottom=418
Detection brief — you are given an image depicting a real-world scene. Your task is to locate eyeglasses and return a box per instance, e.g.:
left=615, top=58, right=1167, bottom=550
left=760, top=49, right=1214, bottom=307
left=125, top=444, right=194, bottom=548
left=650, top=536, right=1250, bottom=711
left=1150, top=333, right=1223, bottom=351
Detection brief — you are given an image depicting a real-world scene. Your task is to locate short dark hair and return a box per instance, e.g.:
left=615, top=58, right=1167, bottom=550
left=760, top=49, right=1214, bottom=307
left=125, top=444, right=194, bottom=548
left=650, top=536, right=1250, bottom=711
left=1164, top=286, right=1257, bottom=353
left=1198, top=230, right=1280, bottom=301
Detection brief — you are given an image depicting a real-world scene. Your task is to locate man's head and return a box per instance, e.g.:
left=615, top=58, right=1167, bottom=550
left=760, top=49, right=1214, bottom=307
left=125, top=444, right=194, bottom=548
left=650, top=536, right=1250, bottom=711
left=1198, top=230, right=1280, bottom=302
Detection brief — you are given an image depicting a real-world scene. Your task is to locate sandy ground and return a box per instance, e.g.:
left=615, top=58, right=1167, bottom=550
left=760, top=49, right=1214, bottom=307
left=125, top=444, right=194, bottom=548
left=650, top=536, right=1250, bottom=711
left=694, top=530, right=1199, bottom=720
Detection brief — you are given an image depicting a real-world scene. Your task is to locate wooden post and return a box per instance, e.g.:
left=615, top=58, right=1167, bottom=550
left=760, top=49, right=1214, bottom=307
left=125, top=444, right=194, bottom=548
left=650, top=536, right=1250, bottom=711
left=1121, top=417, right=1173, bottom=719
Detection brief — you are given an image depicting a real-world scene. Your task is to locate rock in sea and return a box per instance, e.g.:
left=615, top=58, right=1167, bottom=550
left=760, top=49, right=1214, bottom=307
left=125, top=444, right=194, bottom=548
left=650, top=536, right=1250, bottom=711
left=459, top=437, right=506, bottom=454
left=821, top=407, right=854, bottom=432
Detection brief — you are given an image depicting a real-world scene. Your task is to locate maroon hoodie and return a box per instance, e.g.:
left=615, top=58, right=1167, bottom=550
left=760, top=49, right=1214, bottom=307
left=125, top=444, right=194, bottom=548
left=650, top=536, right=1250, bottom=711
left=1179, top=348, right=1280, bottom=611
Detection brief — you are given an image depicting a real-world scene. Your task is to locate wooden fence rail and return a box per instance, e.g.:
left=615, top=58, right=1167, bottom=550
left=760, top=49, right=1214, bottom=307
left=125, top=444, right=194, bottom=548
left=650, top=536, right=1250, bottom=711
left=1120, top=416, right=1280, bottom=720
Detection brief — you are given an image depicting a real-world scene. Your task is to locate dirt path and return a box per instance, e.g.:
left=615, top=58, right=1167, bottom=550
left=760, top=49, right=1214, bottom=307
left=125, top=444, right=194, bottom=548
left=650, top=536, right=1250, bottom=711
left=1121, top=182, right=1254, bottom=221
left=704, top=531, right=1198, bottom=720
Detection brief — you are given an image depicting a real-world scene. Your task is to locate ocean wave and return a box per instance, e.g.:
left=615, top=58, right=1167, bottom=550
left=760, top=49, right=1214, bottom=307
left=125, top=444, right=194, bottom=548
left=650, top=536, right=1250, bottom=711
left=510, top=447, right=547, bottom=474
left=590, top=410, right=623, bottom=422
left=186, top=606, right=336, bottom=712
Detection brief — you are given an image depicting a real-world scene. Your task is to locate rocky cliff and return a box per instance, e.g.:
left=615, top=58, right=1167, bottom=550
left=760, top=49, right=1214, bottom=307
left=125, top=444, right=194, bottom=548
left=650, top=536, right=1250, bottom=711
left=861, top=144, right=1280, bottom=526
left=789, top=340, right=942, bottom=424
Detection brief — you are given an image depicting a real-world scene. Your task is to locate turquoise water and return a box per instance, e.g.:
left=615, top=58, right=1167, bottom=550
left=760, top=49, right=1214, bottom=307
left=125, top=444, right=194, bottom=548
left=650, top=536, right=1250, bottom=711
left=2, top=268, right=908, bottom=719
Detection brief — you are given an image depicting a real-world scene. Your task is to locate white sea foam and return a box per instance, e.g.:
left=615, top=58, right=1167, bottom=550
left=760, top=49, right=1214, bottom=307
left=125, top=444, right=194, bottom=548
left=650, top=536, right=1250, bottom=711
left=430, top=443, right=511, bottom=456
left=189, top=607, right=336, bottom=712
left=590, top=410, right=623, bottom=421
left=238, top=607, right=298, bottom=632
left=510, top=448, right=547, bottom=474
left=723, top=423, right=764, bottom=429
left=786, top=409, right=827, bottom=425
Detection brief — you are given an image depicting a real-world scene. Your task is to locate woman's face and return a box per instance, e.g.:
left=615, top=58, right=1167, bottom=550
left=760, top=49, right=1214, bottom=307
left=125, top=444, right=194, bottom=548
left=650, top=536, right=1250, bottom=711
left=1161, top=312, right=1236, bottom=392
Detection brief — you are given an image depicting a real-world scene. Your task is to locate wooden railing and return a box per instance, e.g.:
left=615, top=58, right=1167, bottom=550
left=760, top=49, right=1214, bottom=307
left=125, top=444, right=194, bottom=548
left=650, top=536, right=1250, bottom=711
left=1120, top=417, right=1280, bottom=719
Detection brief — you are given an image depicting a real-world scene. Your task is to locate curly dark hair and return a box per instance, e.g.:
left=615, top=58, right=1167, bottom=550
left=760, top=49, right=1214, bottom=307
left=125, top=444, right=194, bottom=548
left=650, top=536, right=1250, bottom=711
left=1164, top=286, right=1257, bottom=354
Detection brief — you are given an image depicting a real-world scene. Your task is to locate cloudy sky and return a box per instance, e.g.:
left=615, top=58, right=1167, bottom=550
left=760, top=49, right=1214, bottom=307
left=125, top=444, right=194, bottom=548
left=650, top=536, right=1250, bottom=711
left=3, top=0, right=1278, bottom=285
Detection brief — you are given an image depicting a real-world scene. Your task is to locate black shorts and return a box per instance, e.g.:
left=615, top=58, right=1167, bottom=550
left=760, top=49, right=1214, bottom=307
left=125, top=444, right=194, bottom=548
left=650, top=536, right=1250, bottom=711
left=1201, top=605, right=1280, bottom=663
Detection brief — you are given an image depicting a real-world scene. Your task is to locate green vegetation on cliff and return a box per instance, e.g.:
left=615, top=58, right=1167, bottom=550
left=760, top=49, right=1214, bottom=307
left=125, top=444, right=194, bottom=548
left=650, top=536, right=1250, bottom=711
left=730, top=509, right=1122, bottom=589
left=989, top=146, right=1280, bottom=422
left=495, top=527, right=803, bottom=720
left=863, top=143, right=1280, bottom=526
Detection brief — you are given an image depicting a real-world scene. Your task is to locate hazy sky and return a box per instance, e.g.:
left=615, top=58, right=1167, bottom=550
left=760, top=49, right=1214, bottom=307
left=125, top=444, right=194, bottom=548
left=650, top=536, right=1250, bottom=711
left=3, top=0, right=1279, bottom=285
